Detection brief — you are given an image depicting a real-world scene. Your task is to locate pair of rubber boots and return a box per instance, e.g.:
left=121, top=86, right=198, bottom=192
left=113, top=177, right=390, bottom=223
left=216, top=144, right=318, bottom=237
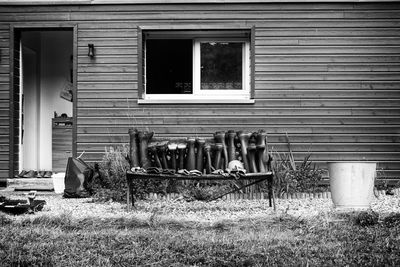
left=237, top=130, right=268, bottom=173
left=128, top=129, right=154, bottom=169
left=147, top=142, right=180, bottom=171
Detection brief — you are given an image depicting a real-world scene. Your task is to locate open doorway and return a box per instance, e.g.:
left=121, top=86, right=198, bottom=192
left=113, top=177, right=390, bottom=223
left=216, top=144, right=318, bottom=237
left=13, top=29, right=74, bottom=178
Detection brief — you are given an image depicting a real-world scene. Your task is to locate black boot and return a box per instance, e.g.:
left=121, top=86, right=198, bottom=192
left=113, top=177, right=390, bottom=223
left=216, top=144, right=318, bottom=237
left=247, top=143, right=258, bottom=173
left=255, top=130, right=267, bottom=173
left=128, top=128, right=140, bottom=168
left=204, top=143, right=213, bottom=174
left=214, top=131, right=228, bottom=169
left=148, top=144, right=162, bottom=168
left=138, top=131, right=154, bottom=169
left=157, top=142, right=169, bottom=169
left=213, top=143, right=223, bottom=170
left=186, top=138, right=196, bottom=171
left=177, top=142, right=187, bottom=170
left=237, top=131, right=252, bottom=172
left=226, top=130, right=237, bottom=163
left=168, top=142, right=178, bottom=171
left=196, top=139, right=205, bottom=172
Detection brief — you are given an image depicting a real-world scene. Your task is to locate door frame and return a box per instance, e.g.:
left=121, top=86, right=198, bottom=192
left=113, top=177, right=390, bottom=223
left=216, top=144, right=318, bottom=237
left=9, top=24, right=78, bottom=177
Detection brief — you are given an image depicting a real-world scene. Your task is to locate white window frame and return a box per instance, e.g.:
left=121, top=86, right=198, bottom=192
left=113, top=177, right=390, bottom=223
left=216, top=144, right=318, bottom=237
left=141, top=34, right=252, bottom=104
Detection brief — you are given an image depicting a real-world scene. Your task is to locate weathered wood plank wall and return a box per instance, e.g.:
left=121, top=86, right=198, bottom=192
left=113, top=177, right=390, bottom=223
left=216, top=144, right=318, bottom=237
left=0, top=2, right=399, bottom=179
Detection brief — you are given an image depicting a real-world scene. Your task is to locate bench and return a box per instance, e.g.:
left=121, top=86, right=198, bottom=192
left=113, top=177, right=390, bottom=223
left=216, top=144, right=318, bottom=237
left=125, top=129, right=275, bottom=211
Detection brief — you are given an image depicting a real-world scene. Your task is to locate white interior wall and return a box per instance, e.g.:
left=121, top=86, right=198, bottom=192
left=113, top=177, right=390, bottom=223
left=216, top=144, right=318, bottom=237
left=39, top=31, right=73, bottom=170
left=21, top=30, right=73, bottom=171
left=22, top=47, right=39, bottom=170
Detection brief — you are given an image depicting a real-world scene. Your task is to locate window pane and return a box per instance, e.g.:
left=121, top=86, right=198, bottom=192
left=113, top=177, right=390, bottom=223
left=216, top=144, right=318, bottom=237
left=200, top=42, right=242, bottom=90
left=146, top=39, right=192, bottom=94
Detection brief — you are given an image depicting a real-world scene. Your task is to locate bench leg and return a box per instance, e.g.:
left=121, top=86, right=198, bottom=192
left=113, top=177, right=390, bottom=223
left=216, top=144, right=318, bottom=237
left=127, top=183, right=131, bottom=212
left=126, top=180, right=136, bottom=211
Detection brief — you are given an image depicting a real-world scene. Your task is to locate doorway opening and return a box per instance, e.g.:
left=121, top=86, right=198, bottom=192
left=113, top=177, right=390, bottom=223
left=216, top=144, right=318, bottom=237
left=12, top=29, right=74, bottom=178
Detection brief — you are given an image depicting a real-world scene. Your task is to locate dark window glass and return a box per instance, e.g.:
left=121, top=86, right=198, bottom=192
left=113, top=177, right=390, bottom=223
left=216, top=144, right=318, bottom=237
left=146, top=39, right=192, bottom=94
left=200, top=42, right=242, bottom=90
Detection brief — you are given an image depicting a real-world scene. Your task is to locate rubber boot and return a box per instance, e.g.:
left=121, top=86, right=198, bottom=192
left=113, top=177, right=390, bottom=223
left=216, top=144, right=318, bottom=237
left=186, top=138, right=196, bottom=171
left=237, top=131, right=252, bottom=172
left=128, top=128, right=140, bottom=168
left=226, top=130, right=237, bottom=163
left=177, top=142, right=187, bottom=170
left=255, top=130, right=267, bottom=173
left=196, top=139, right=205, bottom=172
left=148, top=144, right=162, bottom=168
left=256, top=145, right=266, bottom=173
left=214, top=131, right=228, bottom=169
left=213, top=143, right=223, bottom=170
left=138, top=130, right=154, bottom=169
left=247, top=143, right=258, bottom=173
left=168, top=142, right=178, bottom=171
left=157, top=142, right=169, bottom=169
left=204, top=143, right=213, bottom=174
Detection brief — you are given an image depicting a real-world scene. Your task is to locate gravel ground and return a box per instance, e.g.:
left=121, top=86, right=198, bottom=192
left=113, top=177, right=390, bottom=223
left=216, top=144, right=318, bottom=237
left=1, top=191, right=400, bottom=225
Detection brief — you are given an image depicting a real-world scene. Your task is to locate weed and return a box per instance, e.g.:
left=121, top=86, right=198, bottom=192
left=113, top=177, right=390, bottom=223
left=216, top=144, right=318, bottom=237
left=271, top=133, right=324, bottom=197
left=383, top=213, right=400, bottom=228
left=353, top=211, right=379, bottom=227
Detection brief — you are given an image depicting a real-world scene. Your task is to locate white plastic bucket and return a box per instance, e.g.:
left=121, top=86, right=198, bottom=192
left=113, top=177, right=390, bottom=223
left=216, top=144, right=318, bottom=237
left=328, top=162, right=376, bottom=210
left=52, top=172, right=65, bottom=194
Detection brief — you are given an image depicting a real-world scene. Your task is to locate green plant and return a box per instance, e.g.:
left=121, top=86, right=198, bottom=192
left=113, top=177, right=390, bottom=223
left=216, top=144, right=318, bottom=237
left=92, top=145, right=170, bottom=202
left=272, top=133, right=324, bottom=197
left=353, top=211, right=379, bottom=227
left=92, top=145, right=131, bottom=202
left=383, top=213, right=400, bottom=228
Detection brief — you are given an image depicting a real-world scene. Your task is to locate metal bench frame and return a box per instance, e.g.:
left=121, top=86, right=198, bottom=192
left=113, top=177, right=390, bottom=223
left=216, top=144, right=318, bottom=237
left=126, top=171, right=275, bottom=211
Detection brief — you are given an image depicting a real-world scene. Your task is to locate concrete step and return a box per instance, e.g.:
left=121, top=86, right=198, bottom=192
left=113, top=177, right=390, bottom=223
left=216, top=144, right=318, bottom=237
left=6, top=178, right=54, bottom=191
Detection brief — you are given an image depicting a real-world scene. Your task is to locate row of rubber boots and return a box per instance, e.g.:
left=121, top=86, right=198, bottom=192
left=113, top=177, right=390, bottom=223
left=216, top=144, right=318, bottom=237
left=129, top=129, right=270, bottom=174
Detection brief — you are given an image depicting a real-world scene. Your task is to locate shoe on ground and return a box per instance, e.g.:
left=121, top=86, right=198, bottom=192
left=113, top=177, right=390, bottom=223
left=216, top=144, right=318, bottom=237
left=22, top=170, right=37, bottom=178
left=36, top=171, right=46, bottom=178
left=15, top=170, right=27, bottom=178
left=43, top=171, right=53, bottom=178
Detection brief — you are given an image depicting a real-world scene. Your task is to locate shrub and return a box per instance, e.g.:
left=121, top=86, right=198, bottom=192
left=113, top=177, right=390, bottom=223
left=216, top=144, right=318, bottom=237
left=271, top=133, right=324, bottom=197
left=92, top=145, right=169, bottom=202
left=92, top=145, right=131, bottom=202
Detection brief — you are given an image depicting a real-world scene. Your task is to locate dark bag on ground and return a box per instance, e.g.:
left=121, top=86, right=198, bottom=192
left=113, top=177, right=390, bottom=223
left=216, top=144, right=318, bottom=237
left=63, top=157, right=98, bottom=198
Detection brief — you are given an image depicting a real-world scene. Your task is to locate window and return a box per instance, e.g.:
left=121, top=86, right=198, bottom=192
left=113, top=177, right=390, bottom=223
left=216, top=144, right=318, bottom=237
left=140, top=30, right=252, bottom=103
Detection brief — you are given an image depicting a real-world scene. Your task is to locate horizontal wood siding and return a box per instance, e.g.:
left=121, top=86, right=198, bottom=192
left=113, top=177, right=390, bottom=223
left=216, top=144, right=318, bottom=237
left=0, top=23, right=10, bottom=178
left=0, top=2, right=399, bottom=179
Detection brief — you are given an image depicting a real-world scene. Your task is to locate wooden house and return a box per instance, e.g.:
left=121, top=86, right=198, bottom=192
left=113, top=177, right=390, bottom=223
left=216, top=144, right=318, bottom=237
left=0, top=0, right=399, bottom=183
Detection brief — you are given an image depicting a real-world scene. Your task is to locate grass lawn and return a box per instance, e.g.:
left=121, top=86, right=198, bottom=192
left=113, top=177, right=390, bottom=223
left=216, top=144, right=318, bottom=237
left=1, top=193, right=400, bottom=266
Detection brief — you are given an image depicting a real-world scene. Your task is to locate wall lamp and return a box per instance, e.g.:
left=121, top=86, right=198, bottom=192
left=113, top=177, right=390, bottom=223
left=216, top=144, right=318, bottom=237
left=88, top=44, right=95, bottom=58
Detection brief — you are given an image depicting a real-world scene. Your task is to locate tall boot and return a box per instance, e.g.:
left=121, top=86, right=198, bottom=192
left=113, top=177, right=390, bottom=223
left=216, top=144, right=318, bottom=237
left=204, top=143, right=213, bottom=174
left=237, top=131, right=252, bottom=172
left=255, top=130, right=267, bottom=173
left=256, top=145, right=266, bottom=173
left=168, top=142, right=178, bottom=171
left=157, top=142, right=169, bottom=169
left=138, top=130, right=154, bottom=169
left=186, top=138, right=196, bottom=171
left=177, top=142, right=187, bottom=170
left=213, top=143, right=223, bottom=170
left=247, top=143, right=258, bottom=173
left=196, top=139, right=205, bottom=172
left=148, top=144, right=162, bottom=168
left=226, top=130, right=237, bottom=163
left=214, top=131, right=228, bottom=169
left=128, top=128, right=140, bottom=168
